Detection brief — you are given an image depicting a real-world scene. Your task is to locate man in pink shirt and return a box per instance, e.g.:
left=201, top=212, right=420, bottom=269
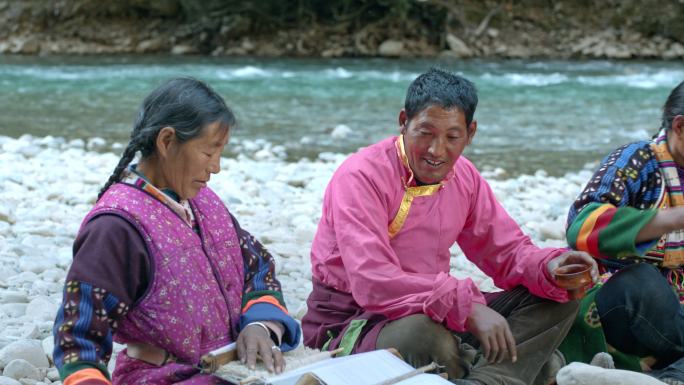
left=302, top=68, right=598, bottom=385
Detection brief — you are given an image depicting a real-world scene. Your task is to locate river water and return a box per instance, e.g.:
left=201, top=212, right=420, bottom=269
left=1, top=55, right=681, bottom=175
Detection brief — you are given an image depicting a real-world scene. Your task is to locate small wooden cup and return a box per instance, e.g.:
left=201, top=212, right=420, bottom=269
left=553, top=263, right=592, bottom=300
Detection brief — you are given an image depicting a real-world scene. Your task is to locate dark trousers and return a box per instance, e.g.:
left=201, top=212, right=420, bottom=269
left=376, top=286, right=579, bottom=385
left=596, top=263, right=684, bottom=367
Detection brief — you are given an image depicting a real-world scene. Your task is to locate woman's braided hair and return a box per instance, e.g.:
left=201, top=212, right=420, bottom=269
left=98, top=77, right=235, bottom=200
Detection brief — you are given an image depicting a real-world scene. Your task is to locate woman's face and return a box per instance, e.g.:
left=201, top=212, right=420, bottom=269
left=158, top=121, right=230, bottom=200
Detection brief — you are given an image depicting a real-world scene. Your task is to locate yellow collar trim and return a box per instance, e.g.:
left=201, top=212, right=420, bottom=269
left=396, top=134, right=414, bottom=187
left=388, top=184, right=442, bottom=239
left=389, top=135, right=443, bottom=238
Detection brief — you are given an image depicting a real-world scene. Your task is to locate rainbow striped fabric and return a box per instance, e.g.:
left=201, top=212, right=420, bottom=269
left=566, top=141, right=660, bottom=264
left=566, top=130, right=684, bottom=299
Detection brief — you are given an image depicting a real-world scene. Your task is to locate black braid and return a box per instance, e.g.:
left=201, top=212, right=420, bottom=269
left=97, top=141, right=138, bottom=200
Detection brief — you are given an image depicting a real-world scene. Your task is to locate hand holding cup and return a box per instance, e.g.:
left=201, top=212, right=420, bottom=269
left=547, top=251, right=599, bottom=300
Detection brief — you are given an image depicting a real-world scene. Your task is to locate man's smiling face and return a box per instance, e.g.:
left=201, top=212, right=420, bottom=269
left=400, top=104, right=477, bottom=184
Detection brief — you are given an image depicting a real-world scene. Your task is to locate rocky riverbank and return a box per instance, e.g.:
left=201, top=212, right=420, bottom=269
left=0, top=133, right=593, bottom=383
left=0, top=0, right=682, bottom=59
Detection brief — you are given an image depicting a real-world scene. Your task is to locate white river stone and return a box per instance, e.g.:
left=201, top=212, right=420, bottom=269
left=0, top=292, right=28, bottom=305
left=3, top=359, right=41, bottom=381
left=0, top=340, right=49, bottom=369
left=40, top=338, right=53, bottom=366
left=0, top=304, right=27, bottom=318
left=25, top=298, right=58, bottom=322
left=0, top=377, right=22, bottom=385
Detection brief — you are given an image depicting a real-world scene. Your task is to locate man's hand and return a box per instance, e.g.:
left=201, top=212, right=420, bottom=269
left=237, top=323, right=284, bottom=374
left=547, top=250, right=599, bottom=284
left=466, top=303, right=517, bottom=364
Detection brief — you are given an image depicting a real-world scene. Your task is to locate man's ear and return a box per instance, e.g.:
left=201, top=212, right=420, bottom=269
left=155, top=127, right=176, bottom=159
left=466, top=120, right=477, bottom=145
left=399, top=109, right=408, bottom=135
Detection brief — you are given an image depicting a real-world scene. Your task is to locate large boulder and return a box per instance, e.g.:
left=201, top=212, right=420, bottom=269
left=170, top=44, right=198, bottom=55
left=446, top=33, right=472, bottom=57
left=377, top=39, right=404, bottom=57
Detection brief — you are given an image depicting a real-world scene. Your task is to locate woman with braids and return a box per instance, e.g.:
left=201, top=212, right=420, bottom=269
left=52, top=78, right=300, bottom=385
left=561, top=80, right=684, bottom=382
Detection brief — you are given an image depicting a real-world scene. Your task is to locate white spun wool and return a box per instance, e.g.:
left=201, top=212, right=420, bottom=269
left=556, top=362, right=667, bottom=385
left=214, top=345, right=331, bottom=383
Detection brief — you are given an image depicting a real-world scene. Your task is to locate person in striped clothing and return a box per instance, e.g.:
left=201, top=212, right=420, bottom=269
left=561, top=80, right=684, bottom=383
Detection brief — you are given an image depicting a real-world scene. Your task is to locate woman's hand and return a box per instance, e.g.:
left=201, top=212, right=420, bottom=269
left=236, top=323, right=284, bottom=374
left=636, top=206, right=684, bottom=243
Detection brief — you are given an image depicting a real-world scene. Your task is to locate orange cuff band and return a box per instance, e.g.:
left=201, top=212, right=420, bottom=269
left=64, top=368, right=111, bottom=385
left=242, top=295, right=288, bottom=314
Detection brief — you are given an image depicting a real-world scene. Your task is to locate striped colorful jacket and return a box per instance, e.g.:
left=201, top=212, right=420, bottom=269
left=566, top=140, right=684, bottom=299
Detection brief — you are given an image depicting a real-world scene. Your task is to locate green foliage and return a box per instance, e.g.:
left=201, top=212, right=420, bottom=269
left=220, top=0, right=435, bottom=32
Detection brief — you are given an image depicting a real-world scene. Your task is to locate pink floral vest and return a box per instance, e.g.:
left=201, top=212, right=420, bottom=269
left=83, top=183, right=244, bottom=366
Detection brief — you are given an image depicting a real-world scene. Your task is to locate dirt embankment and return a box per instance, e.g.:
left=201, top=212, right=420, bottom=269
left=1, top=0, right=683, bottom=59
